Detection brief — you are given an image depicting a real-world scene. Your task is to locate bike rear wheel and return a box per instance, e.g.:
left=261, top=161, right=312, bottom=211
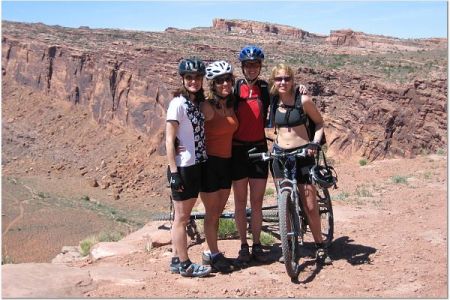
left=317, top=188, right=334, bottom=247
left=278, top=190, right=301, bottom=279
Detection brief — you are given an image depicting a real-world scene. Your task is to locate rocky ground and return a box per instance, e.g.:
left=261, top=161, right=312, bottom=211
left=2, top=149, right=447, bottom=298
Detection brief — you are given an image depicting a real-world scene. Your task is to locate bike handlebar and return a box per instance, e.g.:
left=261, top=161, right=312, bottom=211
left=248, top=146, right=311, bottom=161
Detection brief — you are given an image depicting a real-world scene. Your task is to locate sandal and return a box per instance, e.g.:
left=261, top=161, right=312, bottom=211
left=237, top=244, right=251, bottom=263
left=316, top=247, right=332, bottom=265
left=252, top=243, right=269, bottom=262
left=179, top=262, right=212, bottom=278
left=210, top=253, right=234, bottom=273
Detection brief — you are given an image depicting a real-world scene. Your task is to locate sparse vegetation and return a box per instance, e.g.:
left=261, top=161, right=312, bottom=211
left=359, top=159, right=368, bottom=166
left=333, top=192, right=350, bottom=201
left=81, top=195, right=90, bottom=201
left=217, top=219, right=238, bottom=239
left=391, top=175, right=408, bottom=184
left=2, top=252, right=14, bottom=265
left=265, top=187, right=275, bottom=197
left=355, top=185, right=373, bottom=197
left=79, top=231, right=124, bottom=256
left=259, top=231, right=276, bottom=246
left=436, top=148, right=446, bottom=155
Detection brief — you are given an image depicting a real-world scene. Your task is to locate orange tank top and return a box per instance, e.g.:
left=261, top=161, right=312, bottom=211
left=205, top=110, right=239, bottom=158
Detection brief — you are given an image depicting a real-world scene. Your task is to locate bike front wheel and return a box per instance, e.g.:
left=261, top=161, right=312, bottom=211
left=278, top=190, right=301, bottom=279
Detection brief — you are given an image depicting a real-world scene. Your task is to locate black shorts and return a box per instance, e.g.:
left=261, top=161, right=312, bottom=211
left=170, top=163, right=203, bottom=201
left=231, top=143, right=269, bottom=180
left=201, top=156, right=232, bottom=193
left=271, top=145, right=315, bottom=184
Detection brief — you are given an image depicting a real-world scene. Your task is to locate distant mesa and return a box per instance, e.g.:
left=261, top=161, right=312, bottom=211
left=212, top=18, right=314, bottom=39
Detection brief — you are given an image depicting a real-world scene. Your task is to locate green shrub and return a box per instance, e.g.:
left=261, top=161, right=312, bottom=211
left=436, top=148, right=446, bottom=155
left=79, top=231, right=124, bottom=256
left=333, top=192, right=350, bottom=201
left=264, top=187, right=275, bottom=197
left=355, top=186, right=373, bottom=197
left=391, top=175, right=408, bottom=184
left=217, top=219, right=237, bottom=239
left=259, top=231, right=276, bottom=246
left=359, top=158, right=368, bottom=166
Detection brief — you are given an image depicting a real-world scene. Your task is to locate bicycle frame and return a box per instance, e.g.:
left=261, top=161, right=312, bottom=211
left=273, top=150, right=305, bottom=246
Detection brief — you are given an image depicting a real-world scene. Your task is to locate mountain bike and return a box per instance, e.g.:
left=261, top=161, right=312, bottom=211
left=152, top=205, right=280, bottom=242
left=249, top=144, right=335, bottom=279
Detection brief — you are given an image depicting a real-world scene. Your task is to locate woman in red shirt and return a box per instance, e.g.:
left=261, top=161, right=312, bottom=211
left=232, top=45, right=269, bottom=263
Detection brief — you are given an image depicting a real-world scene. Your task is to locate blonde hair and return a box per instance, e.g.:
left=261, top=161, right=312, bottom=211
left=269, top=63, right=295, bottom=97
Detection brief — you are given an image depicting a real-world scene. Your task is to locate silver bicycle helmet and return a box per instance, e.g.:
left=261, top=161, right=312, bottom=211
left=205, top=60, right=233, bottom=80
left=310, top=165, right=337, bottom=189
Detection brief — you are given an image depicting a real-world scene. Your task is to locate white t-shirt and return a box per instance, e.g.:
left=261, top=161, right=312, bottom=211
left=166, top=96, right=207, bottom=167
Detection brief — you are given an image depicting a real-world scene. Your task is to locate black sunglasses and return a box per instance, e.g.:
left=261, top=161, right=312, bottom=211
left=274, top=76, right=292, bottom=82
left=215, top=76, right=232, bottom=85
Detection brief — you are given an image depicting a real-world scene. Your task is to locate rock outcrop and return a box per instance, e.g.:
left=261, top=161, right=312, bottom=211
left=212, top=18, right=314, bottom=39
left=327, top=29, right=447, bottom=51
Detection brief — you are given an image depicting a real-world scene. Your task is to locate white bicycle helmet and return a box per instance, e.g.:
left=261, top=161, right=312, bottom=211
left=205, top=60, right=233, bottom=80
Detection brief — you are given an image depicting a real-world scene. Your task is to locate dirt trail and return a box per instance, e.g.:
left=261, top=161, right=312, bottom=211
left=82, top=154, right=447, bottom=298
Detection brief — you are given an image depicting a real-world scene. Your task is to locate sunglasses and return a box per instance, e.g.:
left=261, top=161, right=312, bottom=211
left=274, top=76, right=292, bottom=82
left=184, top=74, right=203, bottom=81
left=215, top=76, right=232, bottom=85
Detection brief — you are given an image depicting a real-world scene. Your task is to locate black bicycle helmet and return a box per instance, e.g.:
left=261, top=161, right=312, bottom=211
left=310, top=165, right=337, bottom=189
left=239, top=45, right=265, bottom=63
left=178, top=57, right=206, bottom=76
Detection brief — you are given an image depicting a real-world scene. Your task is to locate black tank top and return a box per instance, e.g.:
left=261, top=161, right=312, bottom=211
left=273, top=102, right=307, bottom=128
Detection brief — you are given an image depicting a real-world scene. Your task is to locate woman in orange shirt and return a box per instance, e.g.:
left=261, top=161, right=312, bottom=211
left=200, top=61, right=239, bottom=273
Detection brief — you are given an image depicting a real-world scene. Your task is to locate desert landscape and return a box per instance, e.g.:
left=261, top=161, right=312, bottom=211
left=1, top=19, right=447, bottom=297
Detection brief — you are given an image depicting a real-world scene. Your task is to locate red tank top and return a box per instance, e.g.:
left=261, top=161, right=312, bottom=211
left=233, top=84, right=265, bottom=142
left=205, top=110, right=239, bottom=158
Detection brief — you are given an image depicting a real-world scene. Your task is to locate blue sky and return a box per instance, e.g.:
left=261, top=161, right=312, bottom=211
left=2, top=1, right=448, bottom=39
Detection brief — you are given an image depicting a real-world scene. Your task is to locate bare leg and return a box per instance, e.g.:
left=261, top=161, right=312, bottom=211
left=200, top=189, right=230, bottom=253
left=248, top=178, right=267, bottom=244
left=299, top=184, right=323, bottom=244
left=171, top=198, right=197, bottom=262
left=232, top=178, right=249, bottom=245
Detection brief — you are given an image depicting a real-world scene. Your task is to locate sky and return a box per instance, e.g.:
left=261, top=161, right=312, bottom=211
left=1, top=1, right=448, bottom=39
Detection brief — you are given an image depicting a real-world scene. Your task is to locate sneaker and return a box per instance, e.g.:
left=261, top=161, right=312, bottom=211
left=316, top=247, right=332, bottom=265
left=169, top=257, right=180, bottom=274
left=252, top=243, right=268, bottom=262
left=202, top=251, right=211, bottom=265
left=237, top=244, right=251, bottom=263
left=210, top=253, right=234, bottom=273
left=179, top=262, right=212, bottom=278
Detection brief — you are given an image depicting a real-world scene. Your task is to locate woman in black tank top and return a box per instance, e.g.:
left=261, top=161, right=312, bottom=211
left=268, top=63, right=331, bottom=265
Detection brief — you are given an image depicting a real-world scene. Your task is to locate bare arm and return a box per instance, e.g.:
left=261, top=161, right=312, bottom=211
left=166, top=121, right=179, bottom=173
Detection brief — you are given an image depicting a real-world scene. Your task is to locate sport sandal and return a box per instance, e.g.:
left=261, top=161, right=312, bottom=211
left=252, top=243, right=268, bottom=262
left=210, top=253, right=234, bottom=273
left=179, top=262, right=212, bottom=278
left=237, top=244, right=251, bottom=263
left=316, top=247, right=332, bottom=265
left=169, top=257, right=181, bottom=274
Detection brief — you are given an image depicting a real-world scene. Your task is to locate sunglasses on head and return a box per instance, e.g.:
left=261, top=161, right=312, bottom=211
left=215, top=76, right=232, bottom=85
left=274, top=76, right=292, bottom=82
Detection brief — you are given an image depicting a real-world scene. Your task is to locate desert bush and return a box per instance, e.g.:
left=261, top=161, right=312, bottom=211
left=79, top=231, right=124, bottom=256
left=391, top=175, right=408, bottom=184
left=217, top=219, right=238, bottom=239
left=333, top=192, right=350, bottom=201
left=259, top=231, right=276, bottom=246
left=265, top=187, right=275, bottom=197
left=359, top=158, right=368, bottom=166
left=355, top=185, right=373, bottom=197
